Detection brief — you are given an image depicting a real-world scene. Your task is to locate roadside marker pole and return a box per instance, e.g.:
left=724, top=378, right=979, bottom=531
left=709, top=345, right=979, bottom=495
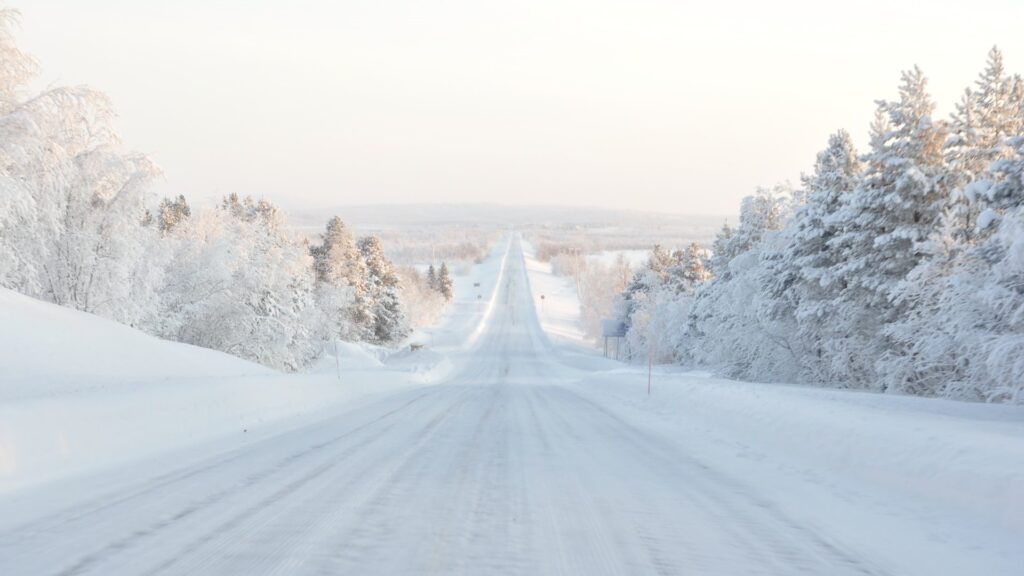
left=647, top=350, right=652, bottom=396
left=335, top=338, right=342, bottom=384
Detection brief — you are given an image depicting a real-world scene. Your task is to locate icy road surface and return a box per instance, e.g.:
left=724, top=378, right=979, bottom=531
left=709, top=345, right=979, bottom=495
left=0, top=239, right=1014, bottom=575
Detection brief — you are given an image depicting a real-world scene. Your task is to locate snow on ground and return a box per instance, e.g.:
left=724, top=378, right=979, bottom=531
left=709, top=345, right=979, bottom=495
left=523, top=241, right=1024, bottom=575
left=520, top=240, right=591, bottom=350
left=0, top=289, right=272, bottom=402
left=0, top=237, right=508, bottom=494
left=408, top=237, right=510, bottom=351
left=585, top=248, right=649, bottom=267
left=0, top=235, right=1022, bottom=575
left=566, top=370, right=1024, bottom=575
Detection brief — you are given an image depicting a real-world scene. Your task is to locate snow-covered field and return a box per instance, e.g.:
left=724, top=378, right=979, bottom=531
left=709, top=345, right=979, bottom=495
left=585, top=248, right=650, bottom=267
left=0, top=235, right=1022, bottom=575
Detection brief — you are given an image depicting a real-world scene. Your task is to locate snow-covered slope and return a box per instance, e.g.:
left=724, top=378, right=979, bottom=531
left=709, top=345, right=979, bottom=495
left=0, top=287, right=398, bottom=492
left=0, top=241, right=506, bottom=494
left=520, top=240, right=590, bottom=350
left=0, top=288, right=271, bottom=401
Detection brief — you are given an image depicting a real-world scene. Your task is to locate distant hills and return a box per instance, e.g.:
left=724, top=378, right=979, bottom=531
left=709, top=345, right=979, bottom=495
left=286, top=203, right=731, bottom=231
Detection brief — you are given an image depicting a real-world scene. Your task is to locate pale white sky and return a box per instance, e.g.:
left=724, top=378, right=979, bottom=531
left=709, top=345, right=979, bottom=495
left=15, top=0, right=1024, bottom=215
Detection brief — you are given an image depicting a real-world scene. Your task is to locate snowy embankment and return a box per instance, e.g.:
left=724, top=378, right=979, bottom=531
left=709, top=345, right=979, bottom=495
left=520, top=241, right=591, bottom=350
left=0, top=238, right=509, bottom=494
left=522, top=244, right=1024, bottom=574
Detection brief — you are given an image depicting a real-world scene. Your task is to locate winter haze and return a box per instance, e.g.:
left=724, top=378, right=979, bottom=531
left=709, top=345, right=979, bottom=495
left=2, top=2, right=1024, bottom=576
left=16, top=0, right=1024, bottom=214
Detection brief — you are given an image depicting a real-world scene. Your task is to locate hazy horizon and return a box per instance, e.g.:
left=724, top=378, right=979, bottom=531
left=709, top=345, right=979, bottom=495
left=17, top=0, right=1024, bottom=215
left=221, top=199, right=736, bottom=220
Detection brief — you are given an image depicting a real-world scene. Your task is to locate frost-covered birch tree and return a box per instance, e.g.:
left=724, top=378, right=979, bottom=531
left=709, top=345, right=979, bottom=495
left=0, top=8, right=160, bottom=325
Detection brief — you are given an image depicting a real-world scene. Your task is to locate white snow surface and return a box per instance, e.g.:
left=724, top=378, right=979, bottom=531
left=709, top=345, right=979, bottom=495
left=0, top=235, right=1022, bottom=575
left=521, top=241, right=591, bottom=350
left=0, top=288, right=273, bottom=399
left=0, top=239, right=509, bottom=493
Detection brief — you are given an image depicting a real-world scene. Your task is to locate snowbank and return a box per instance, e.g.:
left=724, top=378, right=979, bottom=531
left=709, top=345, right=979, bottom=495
left=0, top=239, right=508, bottom=494
left=523, top=248, right=1024, bottom=575
left=520, top=240, right=590, bottom=349
left=0, top=291, right=424, bottom=493
left=0, top=289, right=271, bottom=401
left=566, top=369, right=1024, bottom=575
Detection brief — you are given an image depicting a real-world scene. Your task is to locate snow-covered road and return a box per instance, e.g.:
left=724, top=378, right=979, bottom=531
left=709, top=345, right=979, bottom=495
left=0, top=239, right=1018, bottom=575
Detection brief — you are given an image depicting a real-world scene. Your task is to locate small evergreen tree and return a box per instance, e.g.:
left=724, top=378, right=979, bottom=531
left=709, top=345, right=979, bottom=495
left=427, top=263, right=438, bottom=291
left=437, top=262, right=454, bottom=301
left=707, top=222, right=735, bottom=279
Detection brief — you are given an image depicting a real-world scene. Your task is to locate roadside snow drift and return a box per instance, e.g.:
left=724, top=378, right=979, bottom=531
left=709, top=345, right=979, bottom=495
left=0, top=239, right=508, bottom=493
left=0, top=288, right=271, bottom=399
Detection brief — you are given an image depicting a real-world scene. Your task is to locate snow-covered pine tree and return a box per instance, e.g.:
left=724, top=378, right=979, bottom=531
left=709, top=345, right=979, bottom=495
left=310, top=216, right=373, bottom=340
left=827, top=68, right=948, bottom=389
left=972, top=144, right=1024, bottom=401
left=840, top=68, right=947, bottom=300
left=985, top=136, right=1024, bottom=215
left=426, top=263, right=438, bottom=292
left=945, top=88, right=985, bottom=242
left=311, top=217, right=367, bottom=293
left=620, top=244, right=675, bottom=310
left=768, top=131, right=863, bottom=383
left=157, top=195, right=191, bottom=233
left=358, top=235, right=409, bottom=345
left=974, top=47, right=1024, bottom=147
left=973, top=95, right=1024, bottom=231
left=706, top=222, right=734, bottom=280
left=794, top=130, right=863, bottom=282
left=681, top=243, right=711, bottom=286
left=688, top=186, right=793, bottom=380
left=881, top=138, right=1024, bottom=400
left=437, top=262, right=454, bottom=301
left=945, top=47, right=1024, bottom=242
left=663, top=243, right=709, bottom=294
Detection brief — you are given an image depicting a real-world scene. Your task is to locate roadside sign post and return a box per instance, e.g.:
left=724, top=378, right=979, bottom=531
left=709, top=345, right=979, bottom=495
left=601, top=319, right=627, bottom=361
